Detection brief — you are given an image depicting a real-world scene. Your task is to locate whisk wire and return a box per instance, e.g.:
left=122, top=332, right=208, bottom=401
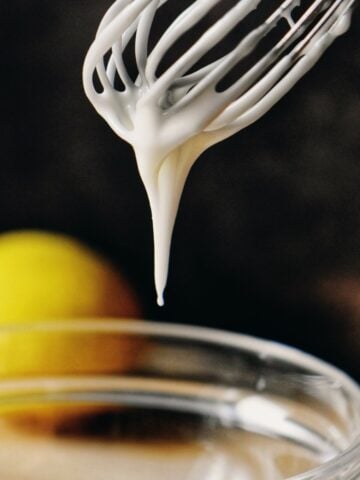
left=145, top=0, right=221, bottom=81
left=135, top=0, right=160, bottom=84
left=292, top=0, right=355, bottom=56
left=146, top=0, right=261, bottom=102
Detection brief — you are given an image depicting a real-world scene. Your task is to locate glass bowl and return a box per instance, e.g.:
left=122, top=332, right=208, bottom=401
left=0, top=320, right=358, bottom=479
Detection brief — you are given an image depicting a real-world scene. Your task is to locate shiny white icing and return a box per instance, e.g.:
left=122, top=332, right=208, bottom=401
left=83, top=0, right=352, bottom=305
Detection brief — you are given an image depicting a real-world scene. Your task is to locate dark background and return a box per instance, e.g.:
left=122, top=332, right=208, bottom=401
left=1, top=2, right=359, bottom=378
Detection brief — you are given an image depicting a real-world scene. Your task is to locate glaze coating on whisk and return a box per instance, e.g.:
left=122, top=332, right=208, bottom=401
left=83, top=0, right=354, bottom=305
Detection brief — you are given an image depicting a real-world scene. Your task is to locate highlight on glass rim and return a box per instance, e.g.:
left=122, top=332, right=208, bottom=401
left=0, top=1, right=359, bottom=479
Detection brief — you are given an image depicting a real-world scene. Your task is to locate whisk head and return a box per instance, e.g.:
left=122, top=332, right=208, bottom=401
left=83, top=0, right=355, bottom=143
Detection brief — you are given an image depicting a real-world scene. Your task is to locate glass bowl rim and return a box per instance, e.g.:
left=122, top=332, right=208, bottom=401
left=0, top=318, right=358, bottom=480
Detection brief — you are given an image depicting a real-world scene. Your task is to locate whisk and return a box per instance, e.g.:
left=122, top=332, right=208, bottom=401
left=83, top=0, right=356, bottom=305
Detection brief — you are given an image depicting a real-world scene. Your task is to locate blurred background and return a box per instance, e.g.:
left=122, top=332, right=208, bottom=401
left=0, top=2, right=359, bottom=379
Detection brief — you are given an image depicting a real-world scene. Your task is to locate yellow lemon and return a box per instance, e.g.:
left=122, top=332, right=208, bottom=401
left=0, top=230, right=140, bottom=323
left=0, top=231, right=143, bottom=431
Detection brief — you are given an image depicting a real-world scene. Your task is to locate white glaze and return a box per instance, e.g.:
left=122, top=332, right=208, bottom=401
left=83, top=0, right=353, bottom=305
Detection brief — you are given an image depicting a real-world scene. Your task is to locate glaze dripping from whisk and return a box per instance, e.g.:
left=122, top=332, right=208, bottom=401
left=83, top=0, right=354, bottom=305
